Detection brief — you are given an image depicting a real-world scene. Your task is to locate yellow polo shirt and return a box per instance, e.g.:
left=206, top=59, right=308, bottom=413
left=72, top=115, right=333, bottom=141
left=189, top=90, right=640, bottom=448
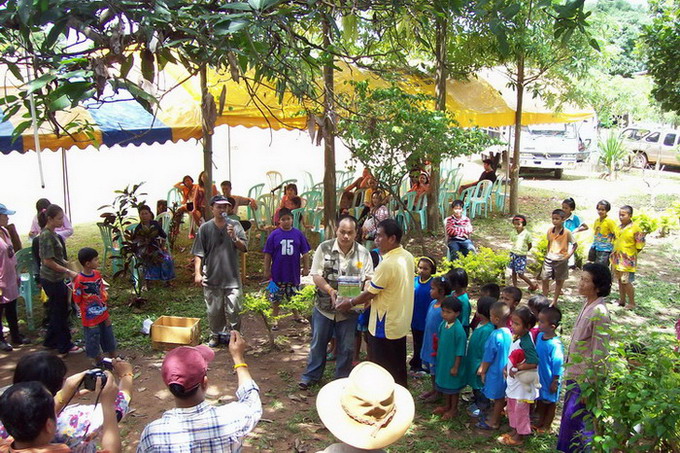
left=366, top=246, right=415, bottom=339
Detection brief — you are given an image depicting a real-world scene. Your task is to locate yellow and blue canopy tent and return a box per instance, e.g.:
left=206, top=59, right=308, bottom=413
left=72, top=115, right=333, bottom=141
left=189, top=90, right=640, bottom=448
left=1, top=61, right=593, bottom=155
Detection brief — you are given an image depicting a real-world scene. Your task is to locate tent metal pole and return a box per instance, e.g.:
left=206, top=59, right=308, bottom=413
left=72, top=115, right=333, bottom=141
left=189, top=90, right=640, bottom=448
left=25, top=54, right=45, bottom=189
left=227, top=126, right=232, bottom=181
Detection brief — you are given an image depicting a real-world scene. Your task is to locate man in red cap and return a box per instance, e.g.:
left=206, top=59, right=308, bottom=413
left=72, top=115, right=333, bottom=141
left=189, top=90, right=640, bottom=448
left=137, top=331, right=261, bottom=452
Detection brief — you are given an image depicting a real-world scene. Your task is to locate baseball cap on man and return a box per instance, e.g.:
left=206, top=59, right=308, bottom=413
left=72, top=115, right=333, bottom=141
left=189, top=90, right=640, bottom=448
left=210, top=195, right=232, bottom=206
left=161, top=345, right=215, bottom=390
left=0, top=204, right=16, bottom=215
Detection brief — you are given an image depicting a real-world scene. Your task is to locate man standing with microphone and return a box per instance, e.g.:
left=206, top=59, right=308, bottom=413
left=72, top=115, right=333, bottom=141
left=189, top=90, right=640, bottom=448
left=192, top=195, right=248, bottom=348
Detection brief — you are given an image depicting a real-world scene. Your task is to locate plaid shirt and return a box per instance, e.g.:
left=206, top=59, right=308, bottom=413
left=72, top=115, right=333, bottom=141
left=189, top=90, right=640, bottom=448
left=445, top=215, right=472, bottom=240
left=137, top=380, right=261, bottom=453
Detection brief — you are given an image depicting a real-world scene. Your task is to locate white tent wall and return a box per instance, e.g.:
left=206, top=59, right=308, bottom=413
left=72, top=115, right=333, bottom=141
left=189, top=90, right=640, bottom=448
left=4, top=125, right=354, bottom=236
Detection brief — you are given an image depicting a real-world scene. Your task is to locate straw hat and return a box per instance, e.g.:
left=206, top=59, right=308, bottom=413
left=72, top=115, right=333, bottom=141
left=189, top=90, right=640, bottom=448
left=316, top=362, right=415, bottom=450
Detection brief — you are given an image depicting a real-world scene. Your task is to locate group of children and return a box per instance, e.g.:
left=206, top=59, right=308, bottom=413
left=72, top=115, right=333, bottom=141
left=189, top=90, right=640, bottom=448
left=412, top=260, right=565, bottom=446
left=448, top=196, right=646, bottom=309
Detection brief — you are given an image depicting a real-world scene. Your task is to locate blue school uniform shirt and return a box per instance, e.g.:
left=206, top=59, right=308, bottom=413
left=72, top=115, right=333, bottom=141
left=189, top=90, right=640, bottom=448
left=564, top=213, right=582, bottom=232
left=536, top=332, right=564, bottom=403
left=482, top=327, right=512, bottom=400
left=420, top=300, right=443, bottom=366
left=435, top=319, right=467, bottom=391
left=459, top=292, right=471, bottom=332
left=411, top=276, right=432, bottom=331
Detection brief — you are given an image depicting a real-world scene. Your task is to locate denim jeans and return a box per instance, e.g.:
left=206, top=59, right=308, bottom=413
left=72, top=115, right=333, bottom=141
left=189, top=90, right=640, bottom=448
left=447, top=239, right=476, bottom=261
left=301, top=307, right=357, bottom=384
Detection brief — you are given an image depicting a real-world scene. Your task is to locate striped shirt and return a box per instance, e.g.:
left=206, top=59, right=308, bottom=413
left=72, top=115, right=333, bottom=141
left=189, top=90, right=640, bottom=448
left=445, top=215, right=472, bottom=240
left=137, top=380, right=261, bottom=452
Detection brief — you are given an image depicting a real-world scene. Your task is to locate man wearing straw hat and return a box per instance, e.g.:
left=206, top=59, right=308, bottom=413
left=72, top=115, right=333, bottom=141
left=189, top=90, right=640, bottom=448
left=315, top=362, right=415, bottom=452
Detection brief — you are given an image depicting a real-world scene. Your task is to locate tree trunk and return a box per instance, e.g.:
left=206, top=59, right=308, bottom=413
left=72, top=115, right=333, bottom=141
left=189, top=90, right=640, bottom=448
left=509, top=56, right=525, bottom=215
left=322, top=15, right=337, bottom=236
left=427, top=14, right=448, bottom=230
left=200, top=65, right=214, bottom=220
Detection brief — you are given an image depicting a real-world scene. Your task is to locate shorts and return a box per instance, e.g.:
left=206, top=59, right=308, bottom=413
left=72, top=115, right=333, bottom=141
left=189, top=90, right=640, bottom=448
left=508, top=253, right=528, bottom=274
left=436, top=384, right=462, bottom=395
left=592, top=250, right=611, bottom=266
left=84, top=322, right=116, bottom=359
left=541, top=258, right=568, bottom=281
left=614, top=269, right=635, bottom=284
left=268, top=282, right=299, bottom=304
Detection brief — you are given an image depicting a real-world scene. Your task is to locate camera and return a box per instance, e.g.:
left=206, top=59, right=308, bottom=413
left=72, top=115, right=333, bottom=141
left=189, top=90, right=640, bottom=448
left=97, top=358, right=114, bottom=371
left=82, top=369, right=107, bottom=391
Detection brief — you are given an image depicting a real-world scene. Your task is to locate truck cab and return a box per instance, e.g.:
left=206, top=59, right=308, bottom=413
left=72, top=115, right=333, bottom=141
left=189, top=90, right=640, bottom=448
left=514, top=123, right=590, bottom=179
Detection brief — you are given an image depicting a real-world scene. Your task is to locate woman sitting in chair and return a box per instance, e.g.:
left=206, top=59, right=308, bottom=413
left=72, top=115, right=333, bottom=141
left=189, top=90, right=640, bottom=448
left=361, top=191, right=390, bottom=242
left=408, top=171, right=431, bottom=203
left=132, top=206, right=175, bottom=287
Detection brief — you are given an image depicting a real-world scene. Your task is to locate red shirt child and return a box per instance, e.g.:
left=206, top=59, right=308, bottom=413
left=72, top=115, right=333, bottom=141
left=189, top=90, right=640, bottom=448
left=73, top=269, right=109, bottom=328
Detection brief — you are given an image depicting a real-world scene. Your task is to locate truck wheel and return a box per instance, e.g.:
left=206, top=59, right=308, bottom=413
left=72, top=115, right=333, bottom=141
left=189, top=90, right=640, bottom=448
left=554, top=169, right=563, bottom=179
left=631, top=152, right=648, bottom=169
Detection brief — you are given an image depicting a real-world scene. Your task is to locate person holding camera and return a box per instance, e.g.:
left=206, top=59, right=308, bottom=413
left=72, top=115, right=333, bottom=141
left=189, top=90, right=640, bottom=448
left=0, top=375, right=121, bottom=453
left=137, top=330, right=261, bottom=452
left=0, top=352, right=134, bottom=453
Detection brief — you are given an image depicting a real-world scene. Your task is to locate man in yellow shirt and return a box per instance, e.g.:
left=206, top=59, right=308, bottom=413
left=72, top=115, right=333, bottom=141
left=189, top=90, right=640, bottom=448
left=337, top=219, right=415, bottom=387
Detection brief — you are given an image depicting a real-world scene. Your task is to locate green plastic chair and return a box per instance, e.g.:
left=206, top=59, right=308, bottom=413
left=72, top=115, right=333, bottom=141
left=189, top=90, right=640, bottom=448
left=469, top=180, right=493, bottom=219
left=247, top=183, right=265, bottom=220
left=311, top=181, right=324, bottom=192
left=309, top=209, right=326, bottom=242
left=167, top=187, right=183, bottom=208
left=458, top=187, right=475, bottom=217
left=438, top=191, right=456, bottom=224
left=291, top=207, right=306, bottom=230
left=97, top=222, right=123, bottom=275
left=350, top=189, right=367, bottom=219
left=15, top=248, right=36, bottom=330
left=300, top=191, right=322, bottom=210
left=254, top=194, right=274, bottom=247
left=302, top=171, right=315, bottom=192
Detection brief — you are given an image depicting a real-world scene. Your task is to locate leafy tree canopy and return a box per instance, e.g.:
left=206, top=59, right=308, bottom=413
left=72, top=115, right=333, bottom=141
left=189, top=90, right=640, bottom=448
left=643, top=0, right=680, bottom=115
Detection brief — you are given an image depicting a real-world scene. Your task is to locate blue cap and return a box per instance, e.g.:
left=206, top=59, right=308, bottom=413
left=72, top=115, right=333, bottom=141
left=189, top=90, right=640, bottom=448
left=0, top=204, right=16, bottom=215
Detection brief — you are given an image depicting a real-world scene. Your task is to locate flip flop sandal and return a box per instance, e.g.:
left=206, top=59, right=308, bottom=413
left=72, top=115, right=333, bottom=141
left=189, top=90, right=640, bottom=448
left=475, top=420, right=498, bottom=430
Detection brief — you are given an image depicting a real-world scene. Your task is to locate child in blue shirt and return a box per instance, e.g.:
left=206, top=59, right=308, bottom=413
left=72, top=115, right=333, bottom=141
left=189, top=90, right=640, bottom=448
left=410, top=256, right=436, bottom=375
left=419, top=277, right=451, bottom=402
left=535, top=306, right=564, bottom=432
left=477, top=301, right=512, bottom=430
left=433, top=296, right=467, bottom=419
left=447, top=268, right=471, bottom=336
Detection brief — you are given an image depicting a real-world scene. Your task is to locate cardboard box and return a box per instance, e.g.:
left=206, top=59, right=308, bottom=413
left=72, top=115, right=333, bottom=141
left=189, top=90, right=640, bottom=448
left=151, top=316, right=201, bottom=350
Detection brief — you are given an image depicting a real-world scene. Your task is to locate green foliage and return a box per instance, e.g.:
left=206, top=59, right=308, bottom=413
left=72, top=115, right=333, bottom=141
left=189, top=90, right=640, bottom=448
left=598, top=132, right=630, bottom=177
left=577, top=331, right=680, bottom=451
left=658, top=211, right=678, bottom=237
left=338, top=81, right=493, bottom=202
left=528, top=222, right=588, bottom=275
left=439, top=247, right=510, bottom=285
left=633, top=211, right=659, bottom=235
left=643, top=0, right=680, bottom=115
left=283, top=285, right=316, bottom=319
left=99, top=183, right=147, bottom=299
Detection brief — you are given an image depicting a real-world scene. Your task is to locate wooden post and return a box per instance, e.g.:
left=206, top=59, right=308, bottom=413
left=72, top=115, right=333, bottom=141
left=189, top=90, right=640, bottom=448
left=509, top=55, right=525, bottom=216
left=200, top=64, right=214, bottom=220
left=322, top=15, right=336, bottom=236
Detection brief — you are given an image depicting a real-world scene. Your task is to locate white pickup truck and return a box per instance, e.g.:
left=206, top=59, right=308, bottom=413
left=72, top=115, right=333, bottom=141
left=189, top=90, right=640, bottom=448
left=512, top=123, right=591, bottom=179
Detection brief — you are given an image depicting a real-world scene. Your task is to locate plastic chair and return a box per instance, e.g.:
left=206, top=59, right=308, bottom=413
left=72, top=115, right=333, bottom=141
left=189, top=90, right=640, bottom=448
left=309, top=210, right=326, bottom=242
left=291, top=207, right=306, bottom=230
left=167, top=187, right=183, bottom=208
left=302, top=171, right=315, bottom=192
left=246, top=183, right=265, bottom=220
left=97, top=222, right=123, bottom=275
left=300, top=191, right=322, bottom=211
left=350, top=189, right=367, bottom=219
left=265, top=171, right=283, bottom=192
left=458, top=187, right=475, bottom=216
left=469, top=180, right=493, bottom=219
left=156, top=212, right=173, bottom=237
left=14, top=248, right=36, bottom=330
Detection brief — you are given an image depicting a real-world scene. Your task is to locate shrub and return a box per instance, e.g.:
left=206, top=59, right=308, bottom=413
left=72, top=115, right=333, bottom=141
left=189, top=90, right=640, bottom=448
left=576, top=331, right=680, bottom=452
left=439, top=246, right=509, bottom=285
left=528, top=223, right=589, bottom=275
left=634, top=211, right=659, bottom=235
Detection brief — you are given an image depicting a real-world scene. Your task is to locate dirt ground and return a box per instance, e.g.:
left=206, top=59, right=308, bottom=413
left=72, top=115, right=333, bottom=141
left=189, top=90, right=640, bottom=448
left=1, top=163, right=679, bottom=452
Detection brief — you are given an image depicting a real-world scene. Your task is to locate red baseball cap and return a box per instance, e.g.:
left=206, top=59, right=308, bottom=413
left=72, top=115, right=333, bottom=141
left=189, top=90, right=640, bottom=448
left=161, top=345, right=215, bottom=390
